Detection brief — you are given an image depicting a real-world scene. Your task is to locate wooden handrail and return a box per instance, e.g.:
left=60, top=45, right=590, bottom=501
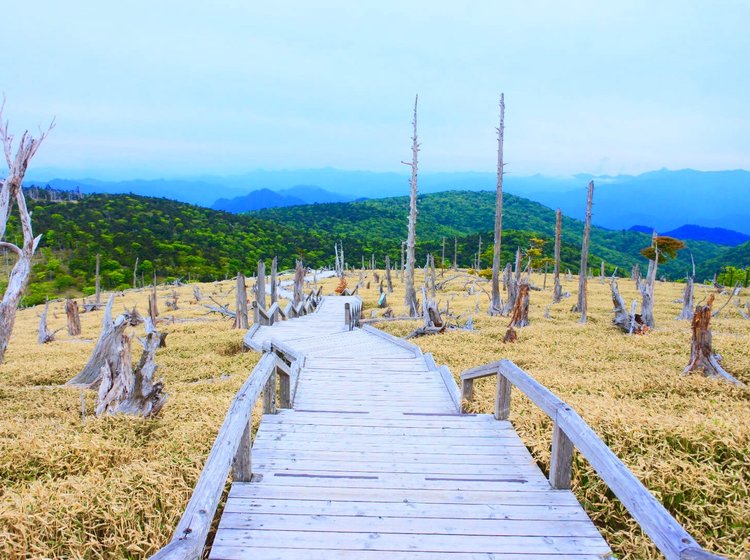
left=344, top=298, right=362, bottom=331
left=459, top=359, right=726, bottom=560
left=151, top=352, right=276, bottom=560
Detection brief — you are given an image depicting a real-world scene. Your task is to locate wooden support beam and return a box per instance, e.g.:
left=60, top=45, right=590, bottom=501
left=549, top=420, right=574, bottom=489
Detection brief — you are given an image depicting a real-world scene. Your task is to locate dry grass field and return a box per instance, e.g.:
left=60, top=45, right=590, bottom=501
left=0, top=269, right=748, bottom=559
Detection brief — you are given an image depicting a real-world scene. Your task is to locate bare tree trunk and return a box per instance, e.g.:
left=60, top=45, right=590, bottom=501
left=553, top=209, right=563, bottom=303
left=95, top=253, right=101, bottom=305
left=132, top=257, right=139, bottom=289
left=453, top=237, right=458, bottom=271
left=403, top=95, right=420, bottom=317
left=430, top=254, right=436, bottom=298
left=575, top=181, right=594, bottom=323
left=683, top=295, right=744, bottom=386
left=67, top=295, right=143, bottom=387
left=639, top=232, right=658, bottom=329
left=148, top=272, right=158, bottom=323
left=0, top=101, right=52, bottom=362
left=96, top=318, right=168, bottom=417
left=441, top=236, right=446, bottom=276
left=476, top=236, right=482, bottom=270
left=677, top=254, right=695, bottom=321
left=385, top=255, right=393, bottom=294
left=600, top=261, right=605, bottom=284
left=38, top=300, right=55, bottom=343
left=400, top=241, right=405, bottom=281
left=233, top=273, right=248, bottom=329
left=490, top=93, right=505, bottom=316
left=294, top=260, right=305, bottom=305
left=503, top=248, right=522, bottom=315
left=193, top=285, right=202, bottom=302
left=66, top=297, right=81, bottom=336
left=504, top=282, right=530, bottom=343
left=270, top=256, right=278, bottom=305
left=256, top=260, right=266, bottom=310
left=677, top=276, right=695, bottom=321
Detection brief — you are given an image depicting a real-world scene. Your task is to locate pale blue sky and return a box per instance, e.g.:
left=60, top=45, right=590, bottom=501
left=2, top=1, right=748, bottom=179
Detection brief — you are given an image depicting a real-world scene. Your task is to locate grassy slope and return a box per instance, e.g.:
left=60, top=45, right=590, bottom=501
left=0, top=274, right=747, bottom=558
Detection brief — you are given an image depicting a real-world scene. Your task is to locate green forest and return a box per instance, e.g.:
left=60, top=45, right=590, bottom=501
left=3, top=189, right=748, bottom=306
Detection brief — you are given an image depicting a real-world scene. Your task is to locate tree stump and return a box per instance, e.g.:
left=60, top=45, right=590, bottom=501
left=683, top=295, right=744, bottom=386
left=65, top=298, right=81, bottom=336
left=503, top=282, right=530, bottom=342
left=38, top=300, right=55, bottom=344
left=96, top=318, right=168, bottom=417
left=67, top=295, right=143, bottom=387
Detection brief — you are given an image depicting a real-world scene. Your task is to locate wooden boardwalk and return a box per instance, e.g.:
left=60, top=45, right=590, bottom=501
left=211, top=297, right=612, bottom=559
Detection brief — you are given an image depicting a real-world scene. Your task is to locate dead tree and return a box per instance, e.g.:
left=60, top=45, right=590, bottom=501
left=67, top=295, right=143, bottom=387
left=66, top=297, right=81, bottom=336
left=165, top=289, right=179, bottom=311
left=192, top=285, right=202, bottom=302
left=677, top=256, right=696, bottom=321
left=96, top=318, right=168, bottom=417
left=0, top=100, right=53, bottom=362
left=256, top=260, right=267, bottom=310
left=270, top=256, right=278, bottom=305
left=502, top=248, right=522, bottom=315
left=441, top=236, right=446, bottom=276
left=95, top=253, right=101, bottom=305
left=476, top=236, right=482, bottom=269
left=553, top=209, right=563, bottom=303
left=233, top=273, right=248, bottom=329
left=293, top=260, right=305, bottom=305
left=453, top=237, right=458, bottom=271
left=504, top=282, right=530, bottom=343
left=600, top=261, right=605, bottom=284
left=385, top=255, right=393, bottom=293
left=610, top=278, right=646, bottom=334
left=638, top=232, right=659, bottom=329
left=132, top=257, right=139, bottom=289
left=406, top=286, right=445, bottom=338
left=403, top=94, right=420, bottom=317
left=683, top=295, right=744, bottom=386
left=38, top=300, right=56, bottom=344
left=574, top=181, right=594, bottom=323
left=148, top=271, right=158, bottom=323
left=490, top=93, right=506, bottom=316
left=429, top=254, right=437, bottom=298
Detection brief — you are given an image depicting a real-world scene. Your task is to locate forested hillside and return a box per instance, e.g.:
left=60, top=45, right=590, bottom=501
left=253, top=191, right=729, bottom=279
left=2, top=190, right=735, bottom=306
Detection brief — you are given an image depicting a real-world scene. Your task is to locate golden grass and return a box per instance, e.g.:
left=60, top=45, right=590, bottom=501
left=0, top=270, right=747, bottom=559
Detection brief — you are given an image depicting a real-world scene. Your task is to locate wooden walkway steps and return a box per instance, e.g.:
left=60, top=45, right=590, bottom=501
left=221, top=297, right=611, bottom=559
left=152, top=294, right=726, bottom=560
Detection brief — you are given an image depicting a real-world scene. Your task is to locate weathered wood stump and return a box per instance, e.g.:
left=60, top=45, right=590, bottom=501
left=65, top=297, right=81, bottom=336
left=683, top=295, right=744, bottom=386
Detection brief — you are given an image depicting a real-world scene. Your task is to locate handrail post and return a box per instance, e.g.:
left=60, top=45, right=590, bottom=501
left=460, top=378, right=474, bottom=412
left=345, top=302, right=351, bottom=329
left=549, top=418, right=574, bottom=489
left=263, top=368, right=277, bottom=414
left=232, top=421, right=252, bottom=482
left=494, top=369, right=512, bottom=420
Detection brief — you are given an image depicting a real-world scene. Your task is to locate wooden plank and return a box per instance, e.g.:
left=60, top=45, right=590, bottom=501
left=250, top=459, right=542, bottom=476
left=216, top=512, right=604, bottom=538
left=361, top=324, right=422, bottom=356
left=220, top=497, right=591, bottom=521
left=229, top=483, right=582, bottom=506
left=210, top=546, right=610, bottom=560
left=211, top=531, right=610, bottom=555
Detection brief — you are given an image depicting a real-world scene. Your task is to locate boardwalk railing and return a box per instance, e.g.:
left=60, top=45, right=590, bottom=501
left=151, top=344, right=304, bottom=560
left=459, top=359, right=725, bottom=560
left=344, top=299, right=362, bottom=330
left=253, top=287, right=322, bottom=326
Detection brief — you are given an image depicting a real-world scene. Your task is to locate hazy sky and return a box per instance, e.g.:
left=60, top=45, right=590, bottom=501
left=2, top=1, right=749, bottom=179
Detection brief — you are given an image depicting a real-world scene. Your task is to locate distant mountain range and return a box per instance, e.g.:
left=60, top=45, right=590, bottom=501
left=25, top=167, right=750, bottom=234
left=212, top=186, right=353, bottom=213
left=629, top=224, right=750, bottom=247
